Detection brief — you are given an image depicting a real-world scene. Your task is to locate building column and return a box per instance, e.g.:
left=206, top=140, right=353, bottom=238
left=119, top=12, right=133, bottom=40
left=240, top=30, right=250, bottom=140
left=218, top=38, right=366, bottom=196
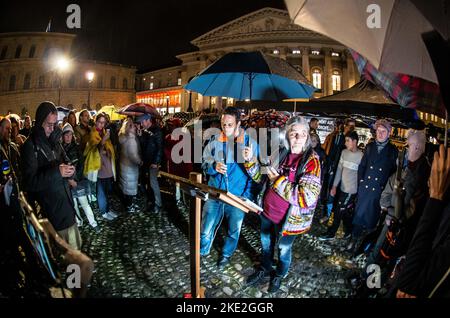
left=301, top=47, right=310, bottom=81
left=342, top=51, right=349, bottom=90
left=323, top=48, right=333, bottom=96
left=346, top=50, right=357, bottom=88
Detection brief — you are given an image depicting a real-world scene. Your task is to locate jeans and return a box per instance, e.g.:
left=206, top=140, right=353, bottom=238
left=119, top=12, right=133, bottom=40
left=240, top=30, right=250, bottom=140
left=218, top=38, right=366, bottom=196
left=200, top=199, right=245, bottom=258
left=73, top=196, right=98, bottom=228
left=149, top=167, right=162, bottom=208
left=260, top=214, right=297, bottom=277
left=327, top=190, right=356, bottom=237
left=97, top=177, right=113, bottom=215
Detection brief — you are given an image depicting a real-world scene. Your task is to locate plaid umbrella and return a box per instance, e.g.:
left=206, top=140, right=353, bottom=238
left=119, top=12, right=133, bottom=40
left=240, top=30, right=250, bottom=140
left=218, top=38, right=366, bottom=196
left=350, top=49, right=446, bottom=118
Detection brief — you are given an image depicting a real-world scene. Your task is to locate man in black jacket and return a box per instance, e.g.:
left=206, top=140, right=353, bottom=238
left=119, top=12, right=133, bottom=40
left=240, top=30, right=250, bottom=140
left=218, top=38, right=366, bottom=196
left=21, top=101, right=81, bottom=250
left=136, top=114, right=163, bottom=213
left=395, top=144, right=450, bottom=298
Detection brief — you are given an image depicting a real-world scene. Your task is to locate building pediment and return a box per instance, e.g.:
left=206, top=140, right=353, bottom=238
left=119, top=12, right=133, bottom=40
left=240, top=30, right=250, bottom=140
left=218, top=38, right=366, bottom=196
left=191, top=7, right=336, bottom=49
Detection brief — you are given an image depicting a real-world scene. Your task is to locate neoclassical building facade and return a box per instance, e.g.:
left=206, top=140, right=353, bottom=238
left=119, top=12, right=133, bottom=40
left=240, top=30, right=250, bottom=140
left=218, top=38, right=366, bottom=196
left=0, top=32, right=136, bottom=116
left=136, top=7, right=360, bottom=114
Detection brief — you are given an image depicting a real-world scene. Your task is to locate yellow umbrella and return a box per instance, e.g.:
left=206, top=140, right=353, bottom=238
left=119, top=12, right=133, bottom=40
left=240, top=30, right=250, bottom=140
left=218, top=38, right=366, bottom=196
left=98, top=105, right=126, bottom=121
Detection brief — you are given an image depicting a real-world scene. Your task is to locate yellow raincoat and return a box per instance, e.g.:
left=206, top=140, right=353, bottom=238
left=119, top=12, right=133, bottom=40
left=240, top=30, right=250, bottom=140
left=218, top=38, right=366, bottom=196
left=83, top=127, right=116, bottom=182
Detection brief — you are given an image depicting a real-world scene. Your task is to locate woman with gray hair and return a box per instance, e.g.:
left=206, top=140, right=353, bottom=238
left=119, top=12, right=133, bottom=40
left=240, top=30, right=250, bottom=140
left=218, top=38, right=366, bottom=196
left=243, top=116, right=322, bottom=293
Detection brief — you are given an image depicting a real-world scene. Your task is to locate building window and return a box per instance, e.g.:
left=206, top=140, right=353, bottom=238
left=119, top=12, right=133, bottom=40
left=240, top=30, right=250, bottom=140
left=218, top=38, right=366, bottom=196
left=122, top=78, right=128, bottom=90
left=110, top=76, right=116, bottom=89
left=68, top=75, right=76, bottom=88
left=9, top=75, right=16, bottom=91
left=43, top=45, right=50, bottom=59
left=23, top=73, right=31, bottom=90
left=331, top=52, right=340, bottom=57
left=149, top=82, right=154, bottom=90
left=312, top=68, right=322, bottom=89
left=15, top=45, right=22, bottom=58
left=0, top=46, right=7, bottom=60
left=38, top=75, right=45, bottom=88
left=97, top=76, right=103, bottom=89
left=273, top=49, right=280, bottom=54
left=311, top=50, right=320, bottom=55
left=52, top=78, right=59, bottom=88
left=332, top=70, right=341, bottom=91
left=177, top=78, right=182, bottom=85
left=29, top=45, right=36, bottom=58
left=292, top=49, right=301, bottom=54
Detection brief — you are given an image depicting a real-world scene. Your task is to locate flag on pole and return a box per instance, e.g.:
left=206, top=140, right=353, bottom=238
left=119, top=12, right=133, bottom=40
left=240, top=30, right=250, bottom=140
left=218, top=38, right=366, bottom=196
left=45, top=19, right=52, bottom=32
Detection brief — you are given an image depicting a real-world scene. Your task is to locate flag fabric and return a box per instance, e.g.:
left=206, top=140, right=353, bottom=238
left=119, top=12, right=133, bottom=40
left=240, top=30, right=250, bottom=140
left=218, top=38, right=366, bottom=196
left=45, top=19, right=51, bottom=32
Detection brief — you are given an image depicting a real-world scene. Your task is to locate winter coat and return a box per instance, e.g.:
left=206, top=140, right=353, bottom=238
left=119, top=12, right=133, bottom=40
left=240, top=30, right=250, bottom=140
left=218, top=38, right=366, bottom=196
left=379, top=154, right=431, bottom=256
left=83, top=127, right=116, bottom=182
left=164, top=133, right=193, bottom=178
left=119, top=133, right=141, bottom=196
left=139, top=126, right=163, bottom=166
left=245, top=147, right=322, bottom=236
left=63, top=140, right=90, bottom=198
left=353, top=141, right=398, bottom=231
left=397, top=199, right=450, bottom=297
left=202, top=129, right=258, bottom=200
left=21, top=127, right=76, bottom=231
left=74, top=123, right=91, bottom=153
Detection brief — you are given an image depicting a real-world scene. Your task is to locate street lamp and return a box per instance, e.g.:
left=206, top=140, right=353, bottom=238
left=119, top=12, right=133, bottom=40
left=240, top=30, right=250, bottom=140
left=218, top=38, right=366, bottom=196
left=186, top=90, right=193, bottom=112
left=165, top=95, right=170, bottom=114
left=54, top=56, right=71, bottom=106
left=86, top=71, right=95, bottom=110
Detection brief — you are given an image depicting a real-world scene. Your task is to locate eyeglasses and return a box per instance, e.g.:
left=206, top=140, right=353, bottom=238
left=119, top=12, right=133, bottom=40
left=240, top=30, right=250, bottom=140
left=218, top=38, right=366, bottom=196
left=222, top=123, right=235, bottom=128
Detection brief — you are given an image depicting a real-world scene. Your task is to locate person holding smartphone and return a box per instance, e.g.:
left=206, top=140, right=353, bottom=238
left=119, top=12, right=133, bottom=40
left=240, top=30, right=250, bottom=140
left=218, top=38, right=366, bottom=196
left=243, top=116, right=322, bottom=293
left=62, top=123, right=99, bottom=232
left=83, top=113, right=118, bottom=221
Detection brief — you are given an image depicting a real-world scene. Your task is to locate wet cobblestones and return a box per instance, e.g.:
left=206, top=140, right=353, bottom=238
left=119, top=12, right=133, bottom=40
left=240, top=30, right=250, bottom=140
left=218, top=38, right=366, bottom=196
left=80, top=191, right=363, bottom=298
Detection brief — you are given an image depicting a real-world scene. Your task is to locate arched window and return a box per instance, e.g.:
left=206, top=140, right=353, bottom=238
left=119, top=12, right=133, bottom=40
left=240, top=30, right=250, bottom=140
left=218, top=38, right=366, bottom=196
left=15, top=45, right=22, bottom=58
left=311, top=68, right=322, bottom=89
left=122, top=78, right=128, bottom=90
left=9, top=75, right=16, bottom=91
left=97, top=76, right=103, bottom=89
left=29, top=45, right=36, bottom=58
left=68, top=75, right=76, bottom=88
left=0, top=46, right=7, bottom=60
left=38, top=75, right=45, bottom=88
left=110, top=76, right=116, bottom=89
left=23, top=73, right=31, bottom=90
left=332, top=70, right=341, bottom=92
left=43, top=45, right=50, bottom=59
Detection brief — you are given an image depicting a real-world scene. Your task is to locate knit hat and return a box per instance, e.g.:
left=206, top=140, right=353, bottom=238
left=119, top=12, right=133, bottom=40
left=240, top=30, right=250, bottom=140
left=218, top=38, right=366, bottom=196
left=35, top=101, right=57, bottom=127
left=374, top=119, right=392, bottom=133
left=62, top=123, right=74, bottom=135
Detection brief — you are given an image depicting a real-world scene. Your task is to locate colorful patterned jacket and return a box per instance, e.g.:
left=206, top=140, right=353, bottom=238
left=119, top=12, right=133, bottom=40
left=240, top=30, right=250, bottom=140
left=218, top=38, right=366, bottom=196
left=244, top=147, right=321, bottom=236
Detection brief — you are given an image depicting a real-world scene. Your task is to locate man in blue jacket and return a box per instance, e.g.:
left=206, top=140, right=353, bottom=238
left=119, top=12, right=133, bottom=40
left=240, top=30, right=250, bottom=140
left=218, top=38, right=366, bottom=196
left=200, top=107, right=259, bottom=269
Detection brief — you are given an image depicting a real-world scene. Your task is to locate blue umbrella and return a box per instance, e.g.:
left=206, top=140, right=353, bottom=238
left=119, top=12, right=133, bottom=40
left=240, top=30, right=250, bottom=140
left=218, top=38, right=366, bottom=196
left=185, top=51, right=316, bottom=101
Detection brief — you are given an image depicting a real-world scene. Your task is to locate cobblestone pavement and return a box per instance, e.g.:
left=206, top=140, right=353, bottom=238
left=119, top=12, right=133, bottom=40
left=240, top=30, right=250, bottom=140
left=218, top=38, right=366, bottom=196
left=80, top=188, right=365, bottom=298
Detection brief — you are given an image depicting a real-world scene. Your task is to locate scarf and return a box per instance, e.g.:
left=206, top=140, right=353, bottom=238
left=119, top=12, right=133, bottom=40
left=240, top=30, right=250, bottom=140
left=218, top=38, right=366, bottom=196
left=375, top=138, right=389, bottom=154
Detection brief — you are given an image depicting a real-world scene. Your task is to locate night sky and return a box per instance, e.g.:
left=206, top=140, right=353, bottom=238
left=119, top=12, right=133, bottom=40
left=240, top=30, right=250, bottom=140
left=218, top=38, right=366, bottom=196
left=0, top=0, right=287, bottom=71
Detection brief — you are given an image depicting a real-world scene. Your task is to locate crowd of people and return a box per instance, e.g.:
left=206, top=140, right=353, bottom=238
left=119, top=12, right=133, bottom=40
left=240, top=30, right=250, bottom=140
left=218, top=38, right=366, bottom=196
left=0, top=100, right=449, bottom=298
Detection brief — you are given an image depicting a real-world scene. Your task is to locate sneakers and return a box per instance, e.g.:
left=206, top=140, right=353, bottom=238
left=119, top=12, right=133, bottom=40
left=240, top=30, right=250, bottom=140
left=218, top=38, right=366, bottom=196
left=127, top=205, right=137, bottom=213
left=217, top=256, right=230, bottom=269
left=150, top=205, right=162, bottom=214
left=102, top=213, right=114, bottom=221
left=245, top=269, right=270, bottom=287
left=268, top=275, right=283, bottom=293
left=92, top=226, right=101, bottom=233
left=318, top=234, right=335, bottom=241
left=108, top=210, right=118, bottom=218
